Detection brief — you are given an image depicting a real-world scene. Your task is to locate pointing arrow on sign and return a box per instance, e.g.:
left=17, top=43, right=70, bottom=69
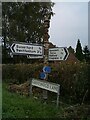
left=63, top=48, right=69, bottom=60
left=11, top=43, right=15, bottom=53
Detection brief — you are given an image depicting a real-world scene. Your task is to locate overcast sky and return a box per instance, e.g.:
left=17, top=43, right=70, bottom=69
left=49, top=2, right=88, bottom=49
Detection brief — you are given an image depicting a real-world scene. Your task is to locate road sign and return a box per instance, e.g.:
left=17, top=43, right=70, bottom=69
left=31, top=78, right=60, bottom=94
left=27, top=55, right=43, bottom=59
left=10, top=43, right=43, bottom=56
left=40, top=72, right=47, bottom=79
left=49, top=47, right=69, bottom=61
left=30, top=78, right=60, bottom=107
left=43, top=66, right=51, bottom=73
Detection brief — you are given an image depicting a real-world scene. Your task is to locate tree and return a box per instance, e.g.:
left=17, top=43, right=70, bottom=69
left=75, top=39, right=83, bottom=61
left=2, top=2, right=54, bottom=63
left=68, top=46, right=75, bottom=54
left=83, top=45, right=90, bottom=62
left=2, top=2, right=54, bottom=44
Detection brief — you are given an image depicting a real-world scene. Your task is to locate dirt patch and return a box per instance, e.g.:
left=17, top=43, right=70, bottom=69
left=7, top=81, right=42, bottom=97
left=7, top=81, right=30, bottom=96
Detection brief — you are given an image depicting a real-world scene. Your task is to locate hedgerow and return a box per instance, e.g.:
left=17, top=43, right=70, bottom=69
left=2, top=62, right=90, bottom=103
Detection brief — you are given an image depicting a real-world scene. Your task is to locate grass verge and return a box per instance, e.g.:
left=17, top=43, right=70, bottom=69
left=2, top=83, right=90, bottom=119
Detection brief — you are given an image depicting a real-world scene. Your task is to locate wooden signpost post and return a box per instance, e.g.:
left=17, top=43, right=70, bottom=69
left=42, top=7, right=51, bottom=100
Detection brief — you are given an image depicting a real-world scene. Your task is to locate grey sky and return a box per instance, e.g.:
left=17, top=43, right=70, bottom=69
left=49, top=2, right=88, bottom=49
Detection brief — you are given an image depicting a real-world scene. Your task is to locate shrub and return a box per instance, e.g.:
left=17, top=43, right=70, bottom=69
left=49, top=62, right=89, bottom=103
left=2, top=62, right=89, bottom=103
left=2, top=63, right=43, bottom=83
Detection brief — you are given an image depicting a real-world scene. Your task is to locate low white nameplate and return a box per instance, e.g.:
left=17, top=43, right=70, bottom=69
left=32, top=78, right=60, bottom=94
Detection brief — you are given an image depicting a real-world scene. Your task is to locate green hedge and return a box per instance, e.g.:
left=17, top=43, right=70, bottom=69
left=2, top=63, right=43, bottom=83
left=2, top=62, right=90, bottom=103
left=50, top=62, right=90, bottom=103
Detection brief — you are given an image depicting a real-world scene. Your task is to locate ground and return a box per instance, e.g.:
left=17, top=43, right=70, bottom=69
left=2, top=82, right=90, bottom=119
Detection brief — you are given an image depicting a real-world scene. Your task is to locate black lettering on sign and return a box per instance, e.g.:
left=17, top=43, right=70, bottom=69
left=61, top=52, right=63, bottom=54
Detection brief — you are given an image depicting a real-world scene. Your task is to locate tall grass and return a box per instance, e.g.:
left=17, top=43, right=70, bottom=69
left=2, top=83, right=61, bottom=118
left=2, top=83, right=90, bottom=119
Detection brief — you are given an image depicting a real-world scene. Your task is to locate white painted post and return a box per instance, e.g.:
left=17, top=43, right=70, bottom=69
left=30, top=79, right=32, bottom=97
left=56, top=86, right=60, bottom=107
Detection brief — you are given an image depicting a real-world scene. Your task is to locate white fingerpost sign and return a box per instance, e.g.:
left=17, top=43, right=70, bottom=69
left=10, top=43, right=43, bottom=56
left=49, top=47, right=69, bottom=61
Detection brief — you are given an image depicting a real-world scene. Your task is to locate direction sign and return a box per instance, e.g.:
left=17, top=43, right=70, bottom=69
left=30, top=78, right=60, bottom=107
left=31, top=78, right=60, bottom=93
left=43, top=66, right=51, bottom=73
left=40, top=72, right=47, bottom=79
left=10, top=43, right=43, bottom=56
left=48, top=47, right=69, bottom=61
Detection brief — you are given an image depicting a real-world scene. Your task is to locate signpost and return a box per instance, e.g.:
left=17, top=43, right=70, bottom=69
left=10, top=43, right=43, bottom=56
left=30, top=78, right=60, bottom=107
left=9, top=6, right=69, bottom=107
left=49, top=47, right=69, bottom=61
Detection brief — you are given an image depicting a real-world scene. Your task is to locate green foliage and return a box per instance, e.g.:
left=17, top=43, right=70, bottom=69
left=2, top=2, right=54, bottom=64
left=83, top=45, right=90, bottom=62
left=2, top=63, right=43, bottom=84
left=75, top=39, right=84, bottom=61
left=2, top=62, right=90, bottom=103
left=68, top=46, right=75, bottom=54
left=2, top=83, right=90, bottom=119
left=50, top=62, right=89, bottom=104
left=2, top=83, right=59, bottom=118
left=2, top=2, right=54, bottom=44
